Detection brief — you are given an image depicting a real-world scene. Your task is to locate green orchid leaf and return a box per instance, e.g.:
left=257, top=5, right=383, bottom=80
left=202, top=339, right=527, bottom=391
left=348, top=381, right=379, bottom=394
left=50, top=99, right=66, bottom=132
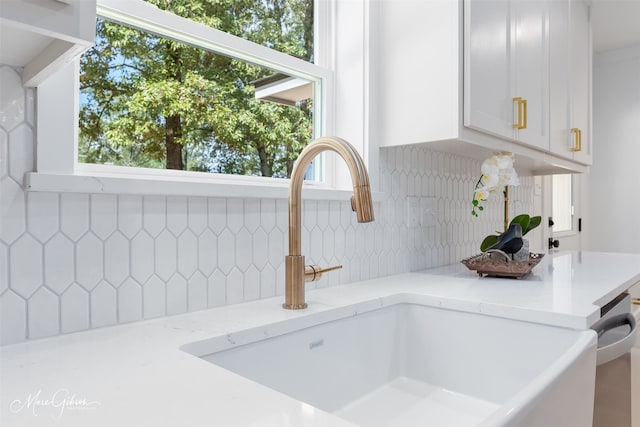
left=506, top=214, right=542, bottom=235
left=526, top=216, right=542, bottom=235
left=480, top=234, right=499, bottom=252
left=509, top=214, right=531, bottom=234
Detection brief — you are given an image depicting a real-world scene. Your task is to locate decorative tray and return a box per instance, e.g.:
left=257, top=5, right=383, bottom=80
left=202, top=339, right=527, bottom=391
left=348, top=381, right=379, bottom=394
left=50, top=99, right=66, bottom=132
left=461, top=252, right=545, bottom=279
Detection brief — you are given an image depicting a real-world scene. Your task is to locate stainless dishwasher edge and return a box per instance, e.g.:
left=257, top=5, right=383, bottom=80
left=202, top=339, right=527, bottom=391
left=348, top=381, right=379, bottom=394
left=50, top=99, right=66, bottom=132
left=592, top=292, right=639, bottom=427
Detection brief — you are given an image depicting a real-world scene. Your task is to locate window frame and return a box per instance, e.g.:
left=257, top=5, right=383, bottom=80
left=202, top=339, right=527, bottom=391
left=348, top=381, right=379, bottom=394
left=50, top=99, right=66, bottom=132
left=551, top=173, right=576, bottom=236
left=27, top=0, right=345, bottom=199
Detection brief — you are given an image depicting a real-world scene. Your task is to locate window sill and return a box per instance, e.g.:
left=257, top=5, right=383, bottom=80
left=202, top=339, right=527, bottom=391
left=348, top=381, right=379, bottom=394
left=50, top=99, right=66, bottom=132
left=554, top=230, right=578, bottom=238
left=24, top=169, right=383, bottom=202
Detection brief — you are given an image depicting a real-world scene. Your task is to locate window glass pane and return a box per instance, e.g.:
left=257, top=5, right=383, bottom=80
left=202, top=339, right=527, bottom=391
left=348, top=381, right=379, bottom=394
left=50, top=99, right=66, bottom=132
left=145, top=0, right=314, bottom=62
left=552, top=174, right=573, bottom=232
left=79, top=0, right=316, bottom=179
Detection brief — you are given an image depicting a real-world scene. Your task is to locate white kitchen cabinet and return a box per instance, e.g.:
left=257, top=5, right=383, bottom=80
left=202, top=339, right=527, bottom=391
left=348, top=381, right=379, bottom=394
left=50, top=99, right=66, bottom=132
left=550, top=0, right=592, bottom=165
left=0, top=0, right=96, bottom=86
left=465, top=0, right=549, bottom=151
left=374, top=0, right=590, bottom=175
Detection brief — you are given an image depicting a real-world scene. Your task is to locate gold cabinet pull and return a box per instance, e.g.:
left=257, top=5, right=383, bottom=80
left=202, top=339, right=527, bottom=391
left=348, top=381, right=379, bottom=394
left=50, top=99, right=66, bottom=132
left=571, top=128, right=582, bottom=152
left=512, top=97, right=527, bottom=129
left=513, top=97, right=522, bottom=129
left=632, top=297, right=640, bottom=306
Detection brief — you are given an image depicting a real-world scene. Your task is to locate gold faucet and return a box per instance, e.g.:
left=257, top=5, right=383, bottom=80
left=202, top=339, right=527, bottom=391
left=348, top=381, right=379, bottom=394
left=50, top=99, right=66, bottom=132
left=284, top=136, right=375, bottom=309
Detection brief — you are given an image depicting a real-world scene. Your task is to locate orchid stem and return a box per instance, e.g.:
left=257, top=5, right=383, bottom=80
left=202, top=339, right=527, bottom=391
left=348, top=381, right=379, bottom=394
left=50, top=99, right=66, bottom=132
left=503, top=186, right=509, bottom=232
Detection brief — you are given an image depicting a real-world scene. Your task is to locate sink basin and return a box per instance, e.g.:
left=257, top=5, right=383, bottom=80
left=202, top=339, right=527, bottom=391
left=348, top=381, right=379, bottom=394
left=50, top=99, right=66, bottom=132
left=182, top=301, right=597, bottom=426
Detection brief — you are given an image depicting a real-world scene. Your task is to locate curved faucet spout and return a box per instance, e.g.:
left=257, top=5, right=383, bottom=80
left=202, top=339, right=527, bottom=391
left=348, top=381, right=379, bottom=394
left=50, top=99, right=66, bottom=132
left=284, top=136, right=374, bottom=309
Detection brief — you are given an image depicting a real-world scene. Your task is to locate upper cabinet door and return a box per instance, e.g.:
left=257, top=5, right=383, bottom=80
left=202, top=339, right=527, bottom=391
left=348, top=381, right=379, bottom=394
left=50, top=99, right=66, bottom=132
left=464, top=0, right=550, bottom=151
left=549, top=0, right=571, bottom=158
left=464, top=0, right=513, bottom=140
left=570, top=0, right=592, bottom=165
left=549, top=0, right=592, bottom=165
left=511, top=0, right=549, bottom=150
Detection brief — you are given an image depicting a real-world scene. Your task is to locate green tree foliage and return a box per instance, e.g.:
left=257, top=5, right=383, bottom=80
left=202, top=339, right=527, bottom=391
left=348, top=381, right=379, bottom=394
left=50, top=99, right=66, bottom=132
left=79, top=0, right=314, bottom=177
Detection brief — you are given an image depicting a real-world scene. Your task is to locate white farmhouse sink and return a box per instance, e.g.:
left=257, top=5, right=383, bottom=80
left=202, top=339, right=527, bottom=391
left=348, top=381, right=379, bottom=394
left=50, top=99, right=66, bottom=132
left=182, top=301, right=597, bottom=427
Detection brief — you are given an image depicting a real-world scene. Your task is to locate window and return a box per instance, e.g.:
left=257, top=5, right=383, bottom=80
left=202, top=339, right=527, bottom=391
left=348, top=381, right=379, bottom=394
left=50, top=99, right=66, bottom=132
left=78, top=0, right=325, bottom=180
left=31, top=0, right=334, bottom=197
left=552, top=174, right=573, bottom=233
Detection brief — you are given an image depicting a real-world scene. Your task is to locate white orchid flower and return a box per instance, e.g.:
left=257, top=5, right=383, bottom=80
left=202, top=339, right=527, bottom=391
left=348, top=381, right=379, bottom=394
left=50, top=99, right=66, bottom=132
left=496, top=155, right=513, bottom=169
left=481, top=173, right=499, bottom=188
left=472, top=152, right=520, bottom=217
left=474, top=187, right=491, bottom=201
left=502, top=168, right=520, bottom=186
left=481, top=159, right=499, bottom=175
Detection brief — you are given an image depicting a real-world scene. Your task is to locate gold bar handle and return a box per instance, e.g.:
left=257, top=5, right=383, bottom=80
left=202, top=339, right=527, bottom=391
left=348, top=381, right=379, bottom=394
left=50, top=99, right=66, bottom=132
left=513, top=97, right=523, bottom=129
left=571, top=128, right=582, bottom=152
left=512, top=97, right=527, bottom=130
left=305, top=264, right=343, bottom=282
left=632, top=297, right=640, bottom=306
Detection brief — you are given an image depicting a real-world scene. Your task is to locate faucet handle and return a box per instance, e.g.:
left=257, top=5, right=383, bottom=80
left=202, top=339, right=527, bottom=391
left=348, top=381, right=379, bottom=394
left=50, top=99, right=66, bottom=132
left=304, top=264, right=343, bottom=282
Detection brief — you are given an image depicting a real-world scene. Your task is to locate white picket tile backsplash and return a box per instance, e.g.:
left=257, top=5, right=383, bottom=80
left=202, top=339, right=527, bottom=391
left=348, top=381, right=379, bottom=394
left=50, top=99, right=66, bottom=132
left=76, top=233, right=103, bottom=290
left=0, top=178, right=25, bottom=243
left=60, top=283, right=89, bottom=333
left=166, top=274, right=187, bottom=315
left=117, top=278, right=143, bottom=322
left=0, top=243, right=7, bottom=295
left=10, top=234, right=42, bottom=298
left=143, top=275, right=166, bottom=319
left=118, top=195, right=143, bottom=238
left=188, top=272, right=208, bottom=311
left=27, top=288, right=59, bottom=339
left=0, top=130, right=7, bottom=179
left=26, top=192, right=58, bottom=242
left=130, top=232, right=154, bottom=283
left=91, top=281, right=117, bottom=328
left=0, top=66, right=25, bottom=131
left=60, top=193, right=90, bottom=240
left=143, top=195, right=166, bottom=237
left=1, top=290, right=25, bottom=342
left=0, top=65, right=535, bottom=345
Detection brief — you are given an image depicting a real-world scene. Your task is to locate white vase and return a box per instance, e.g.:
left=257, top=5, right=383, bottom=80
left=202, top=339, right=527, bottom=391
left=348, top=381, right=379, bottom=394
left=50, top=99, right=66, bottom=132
left=513, top=238, right=530, bottom=262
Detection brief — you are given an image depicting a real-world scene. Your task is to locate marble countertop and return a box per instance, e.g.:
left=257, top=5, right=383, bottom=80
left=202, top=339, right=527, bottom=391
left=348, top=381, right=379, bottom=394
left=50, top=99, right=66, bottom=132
left=2, top=250, right=639, bottom=427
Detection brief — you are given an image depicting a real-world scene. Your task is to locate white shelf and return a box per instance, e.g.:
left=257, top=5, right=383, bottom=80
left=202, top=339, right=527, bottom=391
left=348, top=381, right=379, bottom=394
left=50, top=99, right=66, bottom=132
left=0, top=0, right=96, bottom=86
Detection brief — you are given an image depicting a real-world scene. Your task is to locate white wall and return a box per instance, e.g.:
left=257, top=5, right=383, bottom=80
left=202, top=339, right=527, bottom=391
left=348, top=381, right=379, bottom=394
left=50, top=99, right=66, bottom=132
left=0, top=64, right=536, bottom=345
left=583, top=46, right=640, bottom=254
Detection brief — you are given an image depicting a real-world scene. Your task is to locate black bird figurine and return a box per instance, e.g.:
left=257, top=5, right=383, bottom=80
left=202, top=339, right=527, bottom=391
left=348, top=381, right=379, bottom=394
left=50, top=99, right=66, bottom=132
left=486, top=223, right=524, bottom=254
